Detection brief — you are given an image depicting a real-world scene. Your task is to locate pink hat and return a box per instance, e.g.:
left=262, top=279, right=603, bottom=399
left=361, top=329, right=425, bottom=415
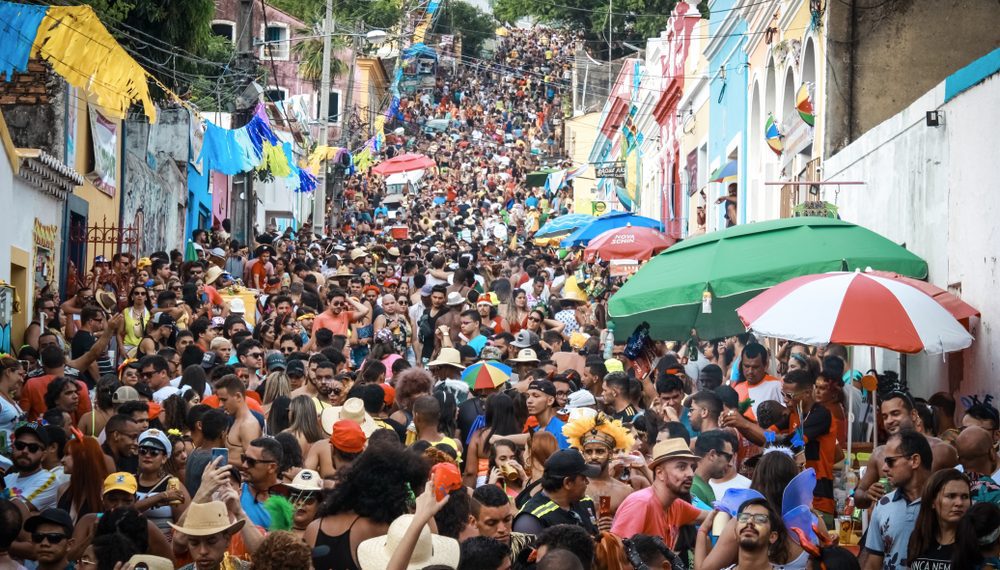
left=382, top=354, right=403, bottom=379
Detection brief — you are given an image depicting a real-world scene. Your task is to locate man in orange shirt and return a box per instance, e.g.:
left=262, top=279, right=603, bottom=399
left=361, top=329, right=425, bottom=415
left=311, top=288, right=369, bottom=337
left=783, top=368, right=837, bottom=519
left=732, top=343, right=783, bottom=421
left=20, top=346, right=92, bottom=422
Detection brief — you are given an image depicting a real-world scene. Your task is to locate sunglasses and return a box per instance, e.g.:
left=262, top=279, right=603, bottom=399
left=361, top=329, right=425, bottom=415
left=140, top=371, right=157, bottom=379
left=527, top=316, right=541, bottom=322
left=13, top=440, right=43, bottom=453
left=138, top=446, right=165, bottom=457
left=883, top=454, right=912, bottom=468
left=242, top=455, right=276, bottom=468
left=247, top=352, right=264, bottom=359
left=32, top=533, right=68, bottom=544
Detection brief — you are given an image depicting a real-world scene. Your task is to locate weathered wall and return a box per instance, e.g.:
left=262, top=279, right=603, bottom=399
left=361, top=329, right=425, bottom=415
left=824, top=0, right=1000, bottom=155
left=0, top=61, right=63, bottom=157
left=123, top=148, right=186, bottom=254
left=822, top=54, right=1000, bottom=398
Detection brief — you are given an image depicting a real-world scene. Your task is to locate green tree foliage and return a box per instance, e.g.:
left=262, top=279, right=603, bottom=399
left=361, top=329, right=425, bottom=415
left=268, top=0, right=403, bottom=31
left=292, top=23, right=349, bottom=83
left=492, top=0, right=708, bottom=59
left=432, top=0, right=495, bottom=59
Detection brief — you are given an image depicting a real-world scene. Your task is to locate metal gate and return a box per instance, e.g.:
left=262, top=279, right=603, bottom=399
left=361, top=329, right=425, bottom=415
left=68, top=210, right=143, bottom=282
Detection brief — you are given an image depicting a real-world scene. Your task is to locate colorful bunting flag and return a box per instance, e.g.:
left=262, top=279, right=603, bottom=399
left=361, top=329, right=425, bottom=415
left=0, top=2, right=47, bottom=80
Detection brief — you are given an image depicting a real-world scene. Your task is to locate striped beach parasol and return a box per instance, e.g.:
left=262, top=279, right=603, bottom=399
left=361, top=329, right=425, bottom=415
left=461, top=360, right=512, bottom=390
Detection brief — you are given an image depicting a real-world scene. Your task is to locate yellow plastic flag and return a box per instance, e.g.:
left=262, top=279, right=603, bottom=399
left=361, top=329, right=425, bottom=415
left=353, top=147, right=373, bottom=171
left=32, top=6, right=156, bottom=122
left=308, top=145, right=344, bottom=173
left=258, top=141, right=291, bottom=178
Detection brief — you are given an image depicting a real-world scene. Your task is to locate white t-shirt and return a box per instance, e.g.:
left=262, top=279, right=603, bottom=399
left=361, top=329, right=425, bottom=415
left=710, top=473, right=752, bottom=500
left=0, top=396, right=25, bottom=439
left=4, top=468, right=59, bottom=510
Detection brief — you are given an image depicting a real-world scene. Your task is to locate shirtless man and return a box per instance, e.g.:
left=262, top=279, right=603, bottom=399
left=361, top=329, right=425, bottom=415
left=582, top=437, right=634, bottom=524
left=215, top=374, right=262, bottom=467
left=854, top=391, right=958, bottom=508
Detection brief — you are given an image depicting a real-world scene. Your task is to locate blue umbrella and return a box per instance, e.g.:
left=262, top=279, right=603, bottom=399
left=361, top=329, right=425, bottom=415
left=534, top=213, right=596, bottom=238
left=560, top=211, right=664, bottom=248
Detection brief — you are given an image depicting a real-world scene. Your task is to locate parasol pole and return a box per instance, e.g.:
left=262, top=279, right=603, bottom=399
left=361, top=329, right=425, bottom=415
left=845, top=365, right=853, bottom=491
left=871, top=346, right=878, bottom=449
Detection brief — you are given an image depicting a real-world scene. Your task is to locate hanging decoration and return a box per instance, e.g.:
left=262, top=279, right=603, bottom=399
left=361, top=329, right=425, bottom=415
left=33, top=5, right=156, bottom=121
left=765, top=113, right=785, bottom=155
left=796, top=82, right=815, bottom=126
left=0, top=3, right=47, bottom=80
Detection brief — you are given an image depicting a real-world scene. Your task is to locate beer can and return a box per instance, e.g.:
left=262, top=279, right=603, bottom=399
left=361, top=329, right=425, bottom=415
left=167, top=477, right=182, bottom=505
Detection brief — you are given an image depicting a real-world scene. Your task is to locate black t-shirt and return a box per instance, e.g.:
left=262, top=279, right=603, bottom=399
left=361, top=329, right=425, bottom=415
left=909, top=542, right=953, bottom=570
left=70, top=330, right=112, bottom=387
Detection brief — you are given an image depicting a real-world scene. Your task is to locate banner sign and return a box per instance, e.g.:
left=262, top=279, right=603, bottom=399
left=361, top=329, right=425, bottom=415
left=87, top=107, right=117, bottom=196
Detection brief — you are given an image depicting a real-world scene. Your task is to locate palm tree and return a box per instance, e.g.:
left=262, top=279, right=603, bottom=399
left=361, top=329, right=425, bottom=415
left=292, top=23, right=348, bottom=83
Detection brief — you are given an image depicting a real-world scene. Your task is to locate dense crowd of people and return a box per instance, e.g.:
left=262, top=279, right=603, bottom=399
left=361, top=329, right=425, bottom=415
left=1, top=24, right=997, bottom=570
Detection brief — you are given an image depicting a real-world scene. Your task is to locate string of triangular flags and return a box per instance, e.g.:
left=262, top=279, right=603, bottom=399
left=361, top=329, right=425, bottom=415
left=199, top=104, right=317, bottom=193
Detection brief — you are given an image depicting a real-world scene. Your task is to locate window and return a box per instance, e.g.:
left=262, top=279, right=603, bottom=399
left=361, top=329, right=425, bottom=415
left=317, top=91, right=341, bottom=123
left=264, top=87, right=287, bottom=103
left=262, top=25, right=289, bottom=60
left=211, top=21, right=235, bottom=42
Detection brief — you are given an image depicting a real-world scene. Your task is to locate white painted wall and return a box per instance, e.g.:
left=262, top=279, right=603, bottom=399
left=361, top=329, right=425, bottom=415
left=821, top=74, right=1000, bottom=398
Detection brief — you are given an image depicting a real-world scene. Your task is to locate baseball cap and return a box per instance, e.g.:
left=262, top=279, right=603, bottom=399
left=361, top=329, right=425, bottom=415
left=511, top=329, right=539, bottom=348
left=14, top=422, right=51, bottom=446
left=151, top=312, right=175, bottom=328
left=210, top=316, right=226, bottom=329
left=266, top=352, right=287, bottom=371
left=330, top=420, right=366, bottom=453
left=200, top=352, right=218, bottom=370
left=112, top=386, right=141, bottom=405
left=604, top=358, right=624, bottom=373
left=528, top=380, right=556, bottom=398
left=24, top=508, right=73, bottom=535
left=544, top=449, right=601, bottom=479
left=138, top=429, right=172, bottom=456
left=103, top=472, right=138, bottom=495
left=286, top=360, right=306, bottom=377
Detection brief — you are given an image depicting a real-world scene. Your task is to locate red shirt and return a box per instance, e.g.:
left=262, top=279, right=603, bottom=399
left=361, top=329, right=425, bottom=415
left=611, top=487, right=701, bottom=549
left=20, top=374, right=92, bottom=423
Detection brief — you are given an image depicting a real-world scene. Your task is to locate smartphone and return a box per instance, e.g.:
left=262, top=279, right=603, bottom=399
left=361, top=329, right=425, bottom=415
left=598, top=496, right=611, bottom=518
left=211, top=447, right=229, bottom=466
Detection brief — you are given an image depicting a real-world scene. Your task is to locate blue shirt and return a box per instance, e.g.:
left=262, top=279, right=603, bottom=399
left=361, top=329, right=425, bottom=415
left=466, top=335, right=487, bottom=355
left=240, top=482, right=272, bottom=529
left=864, top=488, right=921, bottom=569
left=541, top=415, right=570, bottom=449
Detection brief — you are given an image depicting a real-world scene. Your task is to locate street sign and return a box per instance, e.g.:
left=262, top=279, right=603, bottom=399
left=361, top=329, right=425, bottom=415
left=594, top=161, right=626, bottom=179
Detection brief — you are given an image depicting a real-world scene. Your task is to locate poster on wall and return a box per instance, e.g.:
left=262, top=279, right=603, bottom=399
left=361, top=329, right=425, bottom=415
left=88, top=107, right=118, bottom=196
left=0, top=285, right=12, bottom=357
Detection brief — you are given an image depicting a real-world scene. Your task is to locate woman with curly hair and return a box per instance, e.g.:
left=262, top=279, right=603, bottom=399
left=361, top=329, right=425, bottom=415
left=305, top=442, right=430, bottom=570
left=389, top=367, right=433, bottom=428
left=251, top=531, right=312, bottom=570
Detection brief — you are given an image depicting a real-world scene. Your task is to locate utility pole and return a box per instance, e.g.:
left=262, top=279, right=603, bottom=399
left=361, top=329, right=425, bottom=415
left=331, top=20, right=361, bottom=231
left=233, top=0, right=257, bottom=246
left=313, top=0, right=334, bottom=234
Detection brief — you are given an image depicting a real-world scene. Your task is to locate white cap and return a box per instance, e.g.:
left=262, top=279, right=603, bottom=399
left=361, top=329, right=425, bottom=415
left=566, top=390, right=597, bottom=409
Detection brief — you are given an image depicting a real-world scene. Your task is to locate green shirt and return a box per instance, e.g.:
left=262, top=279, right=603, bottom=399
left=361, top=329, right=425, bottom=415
left=691, top=474, right=716, bottom=506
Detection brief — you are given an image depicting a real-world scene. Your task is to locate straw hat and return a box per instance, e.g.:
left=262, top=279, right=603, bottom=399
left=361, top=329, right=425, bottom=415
left=445, top=292, right=465, bottom=306
left=649, top=438, right=701, bottom=469
left=126, top=555, right=174, bottom=570
left=320, top=398, right=378, bottom=436
left=169, top=501, right=244, bottom=537
left=205, top=265, right=225, bottom=285
left=509, top=348, right=540, bottom=363
left=426, top=347, right=466, bottom=370
left=357, top=514, right=460, bottom=570
left=351, top=248, right=369, bottom=261
left=95, top=290, right=118, bottom=313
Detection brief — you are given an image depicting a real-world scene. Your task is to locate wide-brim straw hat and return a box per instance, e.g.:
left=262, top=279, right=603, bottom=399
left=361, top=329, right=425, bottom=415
left=357, top=514, right=460, bottom=570
left=320, top=397, right=378, bottom=436
left=168, top=501, right=245, bottom=537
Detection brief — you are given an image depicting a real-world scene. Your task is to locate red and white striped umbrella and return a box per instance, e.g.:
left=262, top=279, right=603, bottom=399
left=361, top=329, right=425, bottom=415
left=737, top=271, right=974, bottom=354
